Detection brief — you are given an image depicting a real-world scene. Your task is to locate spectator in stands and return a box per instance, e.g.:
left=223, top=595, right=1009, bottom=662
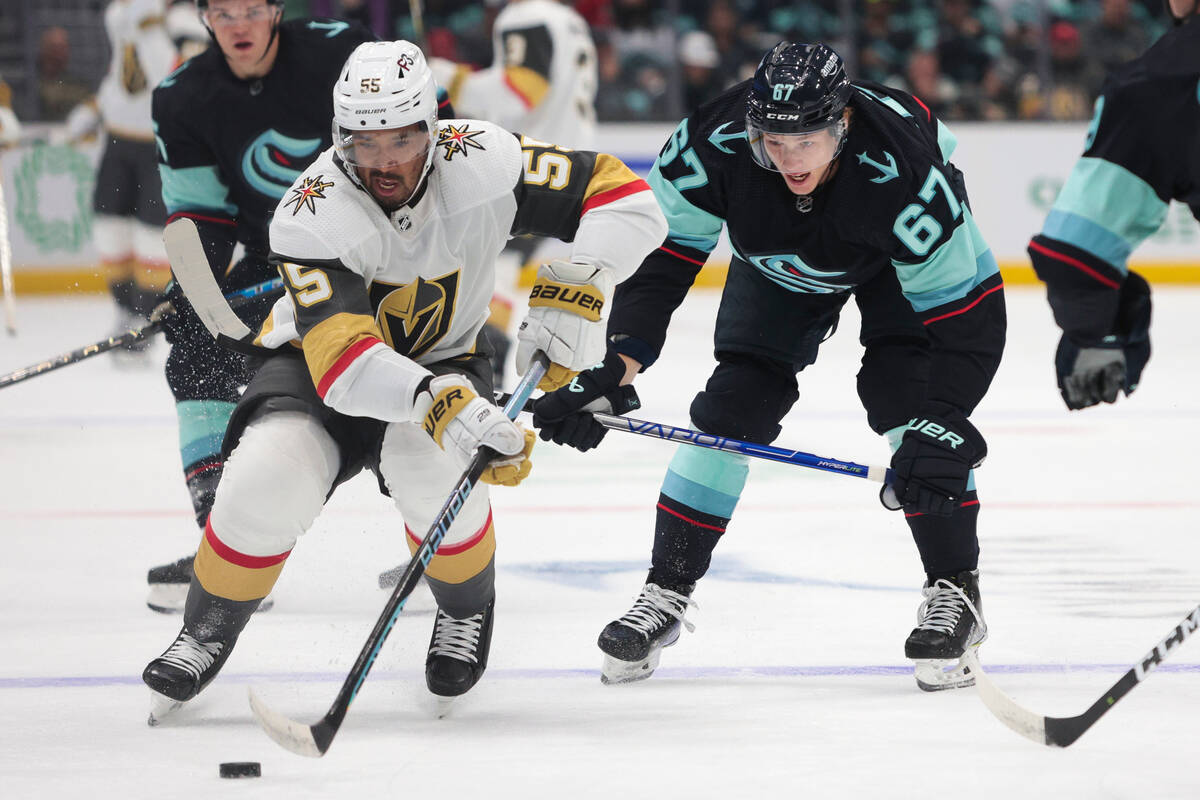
left=856, top=0, right=917, bottom=86
left=36, top=27, right=93, bottom=121
left=1044, top=20, right=1092, bottom=120
left=0, top=75, right=21, bottom=147
left=705, top=0, right=759, bottom=84
left=678, top=30, right=724, bottom=112
left=935, top=0, right=1004, bottom=94
left=904, top=48, right=966, bottom=119
left=1081, top=0, right=1150, bottom=96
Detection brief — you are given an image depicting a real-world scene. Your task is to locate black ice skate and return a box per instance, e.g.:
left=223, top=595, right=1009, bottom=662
left=142, top=626, right=237, bottom=725
left=146, top=552, right=273, bottom=614
left=598, top=580, right=696, bottom=685
left=905, top=569, right=987, bottom=691
left=426, top=600, right=495, bottom=710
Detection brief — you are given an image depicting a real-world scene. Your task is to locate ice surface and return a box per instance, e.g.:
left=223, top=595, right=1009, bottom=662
left=1, top=289, right=1197, bottom=798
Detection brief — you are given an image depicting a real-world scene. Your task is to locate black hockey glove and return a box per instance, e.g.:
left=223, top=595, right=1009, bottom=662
left=531, top=350, right=640, bottom=452
left=884, top=403, right=986, bottom=517
left=1054, top=272, right=1151, bottom=410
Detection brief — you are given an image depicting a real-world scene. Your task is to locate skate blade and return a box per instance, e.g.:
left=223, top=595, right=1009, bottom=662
left=913, top=655, right=977, bottom=692
left=434, top=696, right=457, bottom=719
left=146, top=584, right=187, bottom=614
left=146, top=587, right=274, bottom=615
left=147, top=690, right=183, bottom=726
left=600, top=648, right=663, bottom=685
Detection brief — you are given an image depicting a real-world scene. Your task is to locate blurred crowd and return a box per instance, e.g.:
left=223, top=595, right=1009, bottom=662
left=13, top=0, right=1171, bottom=124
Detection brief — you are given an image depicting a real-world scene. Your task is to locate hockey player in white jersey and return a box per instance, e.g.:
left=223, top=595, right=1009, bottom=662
left=431, top=0, right=599, bottom=386
left=142, top=39, right=665, bottom=719
left=57, top=0, right=193, bottom=356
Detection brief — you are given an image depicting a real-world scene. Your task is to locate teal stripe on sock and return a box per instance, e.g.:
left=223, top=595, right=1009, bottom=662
left=660, top=445, right=749, bottom=518
left=177, top=400, right=235, bottom=466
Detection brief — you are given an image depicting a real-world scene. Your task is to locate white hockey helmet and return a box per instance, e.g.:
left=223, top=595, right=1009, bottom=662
left=332, top=41, right=440, bottom=190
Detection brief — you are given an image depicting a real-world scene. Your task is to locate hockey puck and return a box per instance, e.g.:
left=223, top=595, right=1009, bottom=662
left=219, top=762, right=261, bottom=779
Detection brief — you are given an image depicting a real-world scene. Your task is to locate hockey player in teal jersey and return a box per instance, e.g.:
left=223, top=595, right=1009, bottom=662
left=143, top=0, right=376, bottom=613
left=531, top=42, right=1007, bottom=691
left=1029, top=0, right=1199, bottom=410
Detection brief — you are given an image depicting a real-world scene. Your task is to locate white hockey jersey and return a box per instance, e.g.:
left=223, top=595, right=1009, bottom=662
left=435, top=0, right=598, bottom=149
left=262, top=119, right=666, bottom=423
left=95, top=0, right=179, bottom=140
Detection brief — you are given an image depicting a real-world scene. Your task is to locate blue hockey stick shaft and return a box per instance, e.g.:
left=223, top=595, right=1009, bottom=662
left=497, top=392, right=894, bottom=485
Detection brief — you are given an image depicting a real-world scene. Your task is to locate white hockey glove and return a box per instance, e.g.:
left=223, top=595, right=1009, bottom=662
left=516, top=260, right=613, bottom=391
left=413, top=374, right=536, bottom=486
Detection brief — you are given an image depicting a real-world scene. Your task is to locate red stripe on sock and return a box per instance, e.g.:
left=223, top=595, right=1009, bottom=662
left=205, top=519, right=291, bottom=569
left=656, top=502, right=726, bottom=532
left=406, top=507, right=494, bottom=556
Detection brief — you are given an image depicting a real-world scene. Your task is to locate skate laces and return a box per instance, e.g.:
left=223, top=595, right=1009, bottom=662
left=618, top=584, right=697, bottom=637
left=158, top=632, right=223, bottom=679
left=916, top=578, right=987, bottom=640
left=429, top=610, right=485, bottom=664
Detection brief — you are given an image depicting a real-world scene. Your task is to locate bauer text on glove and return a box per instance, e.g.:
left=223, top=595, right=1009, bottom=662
left=885, top=404, right=986, bottom=517
left=413, top=374, right=535, bottom=485
left=515, top=260, right=614, bottom=391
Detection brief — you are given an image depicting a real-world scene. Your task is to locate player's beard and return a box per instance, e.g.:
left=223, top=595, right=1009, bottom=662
left=363, top=164, right=422, bottom=212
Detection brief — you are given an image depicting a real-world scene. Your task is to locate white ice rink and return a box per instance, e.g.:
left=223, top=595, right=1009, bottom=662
left=2, top=287, right=1198, bottom=799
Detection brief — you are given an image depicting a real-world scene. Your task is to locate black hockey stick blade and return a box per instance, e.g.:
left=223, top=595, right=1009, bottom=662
left=970, top=602, right=1199, bottom=747
left=250, top=355, right=549, bottom=757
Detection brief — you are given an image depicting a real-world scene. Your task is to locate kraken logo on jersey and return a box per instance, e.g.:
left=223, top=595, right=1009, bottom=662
left=283, top=175, right=335, bottom=215
left=370, top=272, right=460, bottom=358
left=437, top=123, right=487, bottom=162
left=747, top=253, right=852, bottom=294
left=241, top=130, right=324, bottom=199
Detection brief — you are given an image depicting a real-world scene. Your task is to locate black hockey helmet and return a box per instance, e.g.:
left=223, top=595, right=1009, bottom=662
left=745, top=42, right=852, bottom=172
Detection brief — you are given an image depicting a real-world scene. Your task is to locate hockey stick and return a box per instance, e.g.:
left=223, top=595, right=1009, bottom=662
left=0, top=175, right=16, bottom=335
left=0, top=278, right=282, bottom=390
left=969, top=602, right=1199, bottom=747
left=379, top=397, right=896, bottom=588
left=249, top=353, right=549, bottom=757
left=408, top=0, right=426, bottom=47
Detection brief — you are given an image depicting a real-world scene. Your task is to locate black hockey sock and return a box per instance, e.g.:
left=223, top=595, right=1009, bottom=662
left=906, top=491, right=981, bottom=581
left=109, top=279, right=141, bottom=316
left=183, top=579, right=262, bottom=642
left=424, top=559, right=496, bottom=619
left=649, top=493, right=728, bottom=588
left=185, top=456, right=224, bottom=529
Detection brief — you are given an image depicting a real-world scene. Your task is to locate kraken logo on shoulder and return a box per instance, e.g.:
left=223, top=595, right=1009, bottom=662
left=241, top=130, right=324, bottom=199
left=437, top=123, right=487, bottom=162
left=283, top=175, right=335, bottom=215
left=370, top=271, right=460, bottom=358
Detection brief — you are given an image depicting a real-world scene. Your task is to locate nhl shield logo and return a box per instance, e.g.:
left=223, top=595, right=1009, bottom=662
left=370, top=271, right=460, bottom=358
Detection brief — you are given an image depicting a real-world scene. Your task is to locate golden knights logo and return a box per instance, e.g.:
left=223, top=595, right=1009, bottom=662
left=283, top=175, right=334, bottom=215
left=437, top=124, right=487, bottom=162
left=369, top=271, right=459, bottom=358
